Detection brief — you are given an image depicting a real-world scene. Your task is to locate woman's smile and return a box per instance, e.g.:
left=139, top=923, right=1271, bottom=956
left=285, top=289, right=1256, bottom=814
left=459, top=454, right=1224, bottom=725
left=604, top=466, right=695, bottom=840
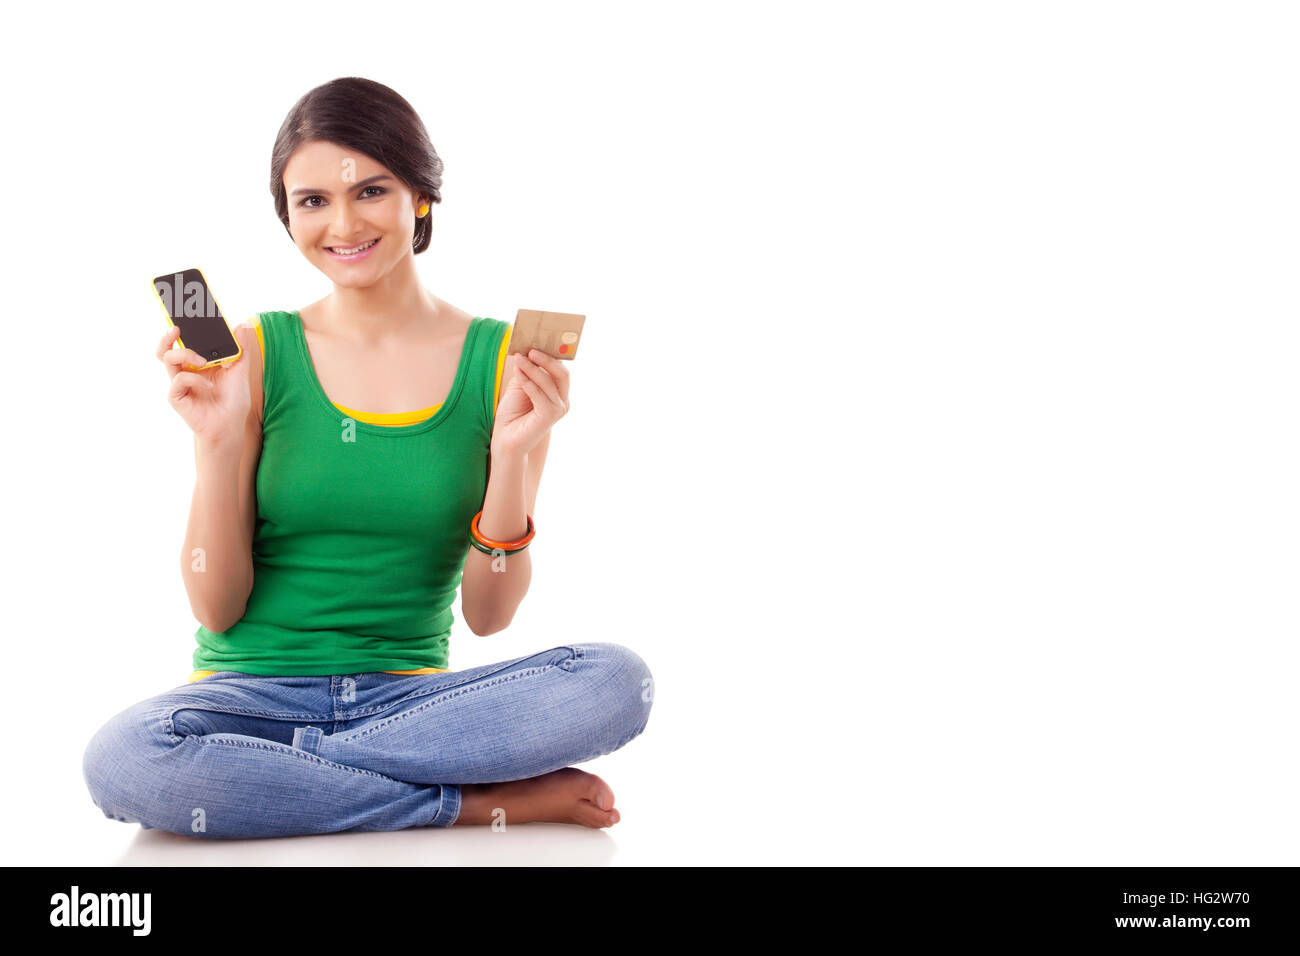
left=325, top=237, right=380, bottom=260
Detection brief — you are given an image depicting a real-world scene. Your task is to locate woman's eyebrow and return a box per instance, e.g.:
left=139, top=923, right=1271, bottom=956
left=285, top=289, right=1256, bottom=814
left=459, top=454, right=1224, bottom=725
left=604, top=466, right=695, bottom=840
left=289, top=174, right=393, bottom=197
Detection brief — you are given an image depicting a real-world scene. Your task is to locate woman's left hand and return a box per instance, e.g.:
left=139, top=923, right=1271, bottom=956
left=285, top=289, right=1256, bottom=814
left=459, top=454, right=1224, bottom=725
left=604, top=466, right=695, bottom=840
left=490, top=348, right=571, bottom=459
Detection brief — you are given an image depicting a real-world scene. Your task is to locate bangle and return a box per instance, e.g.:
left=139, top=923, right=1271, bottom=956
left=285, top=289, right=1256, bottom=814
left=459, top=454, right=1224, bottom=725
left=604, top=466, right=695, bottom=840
left=469, top=510, right=534, bottom=555
left=469, top=535, right=528, bottom=556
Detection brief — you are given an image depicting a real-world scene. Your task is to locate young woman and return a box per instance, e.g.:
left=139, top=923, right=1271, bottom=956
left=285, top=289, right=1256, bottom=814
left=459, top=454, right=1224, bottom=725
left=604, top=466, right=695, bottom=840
left=82, top=77, right=653, bottom=839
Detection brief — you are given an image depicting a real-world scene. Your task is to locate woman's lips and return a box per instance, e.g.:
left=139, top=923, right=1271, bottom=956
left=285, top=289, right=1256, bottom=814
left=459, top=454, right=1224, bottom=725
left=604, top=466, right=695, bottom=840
left=325, top=237, right=380, bottom=261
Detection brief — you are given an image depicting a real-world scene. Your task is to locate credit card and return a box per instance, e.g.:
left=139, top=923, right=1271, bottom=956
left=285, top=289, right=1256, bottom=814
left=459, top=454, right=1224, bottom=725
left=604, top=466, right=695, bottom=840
left=508, top=309, right=586, bottom=360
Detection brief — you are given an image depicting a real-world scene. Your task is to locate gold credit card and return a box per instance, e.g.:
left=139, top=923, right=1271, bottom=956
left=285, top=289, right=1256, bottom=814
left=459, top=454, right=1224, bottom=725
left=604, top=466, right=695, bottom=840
left=508, top=309, right=585, bottom=360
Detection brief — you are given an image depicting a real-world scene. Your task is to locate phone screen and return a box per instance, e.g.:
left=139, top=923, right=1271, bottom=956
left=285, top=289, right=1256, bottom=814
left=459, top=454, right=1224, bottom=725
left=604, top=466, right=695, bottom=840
left=152, top=268, right=239, bottom=365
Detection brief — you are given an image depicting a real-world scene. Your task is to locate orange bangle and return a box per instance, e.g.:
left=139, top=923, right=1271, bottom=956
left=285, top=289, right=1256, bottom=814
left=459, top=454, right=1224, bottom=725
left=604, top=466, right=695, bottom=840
left=470, top=509, right=536, bottom=549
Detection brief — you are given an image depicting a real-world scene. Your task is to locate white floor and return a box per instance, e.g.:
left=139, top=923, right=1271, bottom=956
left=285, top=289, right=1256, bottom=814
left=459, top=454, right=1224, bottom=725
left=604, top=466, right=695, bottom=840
left=107, top=822, right=623, bottom=867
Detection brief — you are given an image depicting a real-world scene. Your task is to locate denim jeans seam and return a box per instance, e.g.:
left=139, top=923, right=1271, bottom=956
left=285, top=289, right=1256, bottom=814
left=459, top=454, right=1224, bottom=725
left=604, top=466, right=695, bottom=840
left=162, top=702, right=335, bottom=737
left=343, top=698, right=419, bottom=721
left=427, top=784, right=461, bottom=827
left=336, top=665, right=555, bottom=743
left=168, top=702, right=333, bottom=718
left=367, top=658, right=554, bottom=714
left=190, top=734, right=406, bottom=781
left=367, top=646, right=585, bottom=715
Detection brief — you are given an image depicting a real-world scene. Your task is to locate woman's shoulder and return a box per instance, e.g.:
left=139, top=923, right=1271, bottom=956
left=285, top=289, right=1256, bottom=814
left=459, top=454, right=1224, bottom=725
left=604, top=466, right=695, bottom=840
left=254, top=308, right=299, bottom=325
left=227, top=313, right=270, bottom=425
left=468, top=310, right=511, bottom=339
left=439, top=301, right=511, bottom=344
left=440, top=300, right=475, bottom=323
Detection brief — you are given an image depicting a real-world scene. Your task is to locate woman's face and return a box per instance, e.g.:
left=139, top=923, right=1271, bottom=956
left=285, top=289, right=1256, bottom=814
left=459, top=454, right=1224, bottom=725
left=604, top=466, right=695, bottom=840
left=282, top=139, right=424, bottom=286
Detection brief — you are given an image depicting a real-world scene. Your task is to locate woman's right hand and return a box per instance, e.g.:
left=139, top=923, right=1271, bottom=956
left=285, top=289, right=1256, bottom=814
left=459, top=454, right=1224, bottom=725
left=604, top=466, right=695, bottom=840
left=158, top=324, right=253, bottom=447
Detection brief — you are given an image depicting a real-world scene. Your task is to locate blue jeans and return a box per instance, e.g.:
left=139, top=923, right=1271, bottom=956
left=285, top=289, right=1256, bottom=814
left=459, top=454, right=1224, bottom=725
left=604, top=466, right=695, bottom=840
left=82, top=642, right=653, bottom=838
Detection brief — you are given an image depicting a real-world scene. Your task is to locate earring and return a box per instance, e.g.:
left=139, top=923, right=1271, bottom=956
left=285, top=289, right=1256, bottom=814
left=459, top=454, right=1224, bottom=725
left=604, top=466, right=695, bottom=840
left=418, top=203, right=429, bottom=216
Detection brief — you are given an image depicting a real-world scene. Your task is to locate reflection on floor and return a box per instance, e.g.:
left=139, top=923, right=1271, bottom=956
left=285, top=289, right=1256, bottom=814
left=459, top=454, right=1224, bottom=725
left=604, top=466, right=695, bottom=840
left=115, top=821, right=618, bottom=867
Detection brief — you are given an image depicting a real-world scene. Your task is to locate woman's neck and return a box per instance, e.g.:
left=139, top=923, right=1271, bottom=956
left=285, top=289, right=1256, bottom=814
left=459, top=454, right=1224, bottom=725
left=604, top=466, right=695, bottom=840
left=319, top=258, right=441, bottom=345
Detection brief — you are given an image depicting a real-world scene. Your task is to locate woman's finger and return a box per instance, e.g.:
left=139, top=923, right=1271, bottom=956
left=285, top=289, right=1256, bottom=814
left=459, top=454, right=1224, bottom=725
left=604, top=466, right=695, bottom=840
left=161, top=347, right=211, bottom=375
left=515, top=355, right=566, bottom=409
left=526, top=349, right=570, bottom=402
left=518, top=377, right=559, bottom=419
left=157, top=326, right=179, bottom=361
left=158, top=326, right=206, bottom=372
left=155, top=329, right=184, bottom=358
left=526, top=349, right=570, bottom=382
left=168, top=371, right=215, bottom=403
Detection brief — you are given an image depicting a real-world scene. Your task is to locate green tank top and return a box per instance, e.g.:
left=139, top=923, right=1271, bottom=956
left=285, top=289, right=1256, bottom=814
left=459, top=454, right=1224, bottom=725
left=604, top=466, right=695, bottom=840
left=192, top=309, right=512, bottom=676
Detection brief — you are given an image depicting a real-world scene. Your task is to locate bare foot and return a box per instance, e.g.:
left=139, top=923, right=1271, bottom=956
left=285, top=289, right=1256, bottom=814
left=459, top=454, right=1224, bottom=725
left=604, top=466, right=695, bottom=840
left=454, top=767, right=620, bottom=828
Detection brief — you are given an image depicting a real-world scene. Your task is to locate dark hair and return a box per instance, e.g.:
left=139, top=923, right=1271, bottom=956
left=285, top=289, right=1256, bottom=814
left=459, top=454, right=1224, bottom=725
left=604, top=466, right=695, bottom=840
left=270, top=77, right=444, bottom=254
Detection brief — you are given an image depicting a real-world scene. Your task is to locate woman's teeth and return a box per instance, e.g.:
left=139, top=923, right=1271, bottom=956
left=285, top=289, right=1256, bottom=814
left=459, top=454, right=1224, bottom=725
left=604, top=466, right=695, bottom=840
left=328, top=238, right=378, bottom=255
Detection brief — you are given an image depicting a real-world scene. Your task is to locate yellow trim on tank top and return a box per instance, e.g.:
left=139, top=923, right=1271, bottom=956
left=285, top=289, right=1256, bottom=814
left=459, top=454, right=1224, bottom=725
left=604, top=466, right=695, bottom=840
left=187, top=667, right=449, bottom=682
left=333, top=401, right=443, bottom=424
left=494, top=324, right=511, bottom=413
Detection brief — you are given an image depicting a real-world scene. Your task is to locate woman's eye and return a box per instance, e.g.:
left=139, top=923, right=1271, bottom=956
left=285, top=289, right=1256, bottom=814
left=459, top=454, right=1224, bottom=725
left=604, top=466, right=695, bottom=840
left=297, top=186, right=384, bottom=208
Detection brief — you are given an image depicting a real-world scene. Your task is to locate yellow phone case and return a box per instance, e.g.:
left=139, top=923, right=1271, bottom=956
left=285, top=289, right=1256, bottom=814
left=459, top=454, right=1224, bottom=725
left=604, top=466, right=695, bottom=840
left=149, top=266, right=244, bottom=371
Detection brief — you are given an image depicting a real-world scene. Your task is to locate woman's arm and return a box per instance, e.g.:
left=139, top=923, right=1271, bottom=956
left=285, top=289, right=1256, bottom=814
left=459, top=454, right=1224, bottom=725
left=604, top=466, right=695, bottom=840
left=178, top=326, right=263, bottom=634
left=462, top=341, right=565, bottom=636
left=180, top=419, right=260, bottom=634
left=461, top=431, right=549, bottom=636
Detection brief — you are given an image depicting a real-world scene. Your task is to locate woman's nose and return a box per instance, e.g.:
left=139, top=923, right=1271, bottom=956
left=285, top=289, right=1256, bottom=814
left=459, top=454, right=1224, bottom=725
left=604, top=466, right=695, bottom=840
left=333, top=220, right=354, bottom=238
left=333, top=206, right=360, bottom=238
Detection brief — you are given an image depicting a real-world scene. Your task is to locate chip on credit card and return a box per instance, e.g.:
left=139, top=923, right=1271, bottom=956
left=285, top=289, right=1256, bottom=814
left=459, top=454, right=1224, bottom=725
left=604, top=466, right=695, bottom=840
left=508, top=309, right=585, bottom=360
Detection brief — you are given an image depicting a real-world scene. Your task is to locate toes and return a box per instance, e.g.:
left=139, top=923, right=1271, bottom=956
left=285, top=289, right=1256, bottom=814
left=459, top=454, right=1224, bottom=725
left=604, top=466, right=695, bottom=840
left=583, top=774, right=615, bottom=811
left=573, top=799, right=619, bottom=829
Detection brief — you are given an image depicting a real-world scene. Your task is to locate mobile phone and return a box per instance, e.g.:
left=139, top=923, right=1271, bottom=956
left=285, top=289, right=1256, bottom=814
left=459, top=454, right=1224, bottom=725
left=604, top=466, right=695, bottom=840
left=150, top=267, right=242, bottom=369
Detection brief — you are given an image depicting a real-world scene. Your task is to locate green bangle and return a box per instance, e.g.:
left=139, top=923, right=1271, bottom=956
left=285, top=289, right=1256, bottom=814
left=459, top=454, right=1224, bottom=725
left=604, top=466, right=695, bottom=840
left=468, top=531, right=530, bottom=556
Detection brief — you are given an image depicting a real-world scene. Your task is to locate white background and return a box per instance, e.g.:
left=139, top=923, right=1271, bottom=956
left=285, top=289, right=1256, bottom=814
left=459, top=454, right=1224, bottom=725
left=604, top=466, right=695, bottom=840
left=1, top=0, right=1296, bottom=866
